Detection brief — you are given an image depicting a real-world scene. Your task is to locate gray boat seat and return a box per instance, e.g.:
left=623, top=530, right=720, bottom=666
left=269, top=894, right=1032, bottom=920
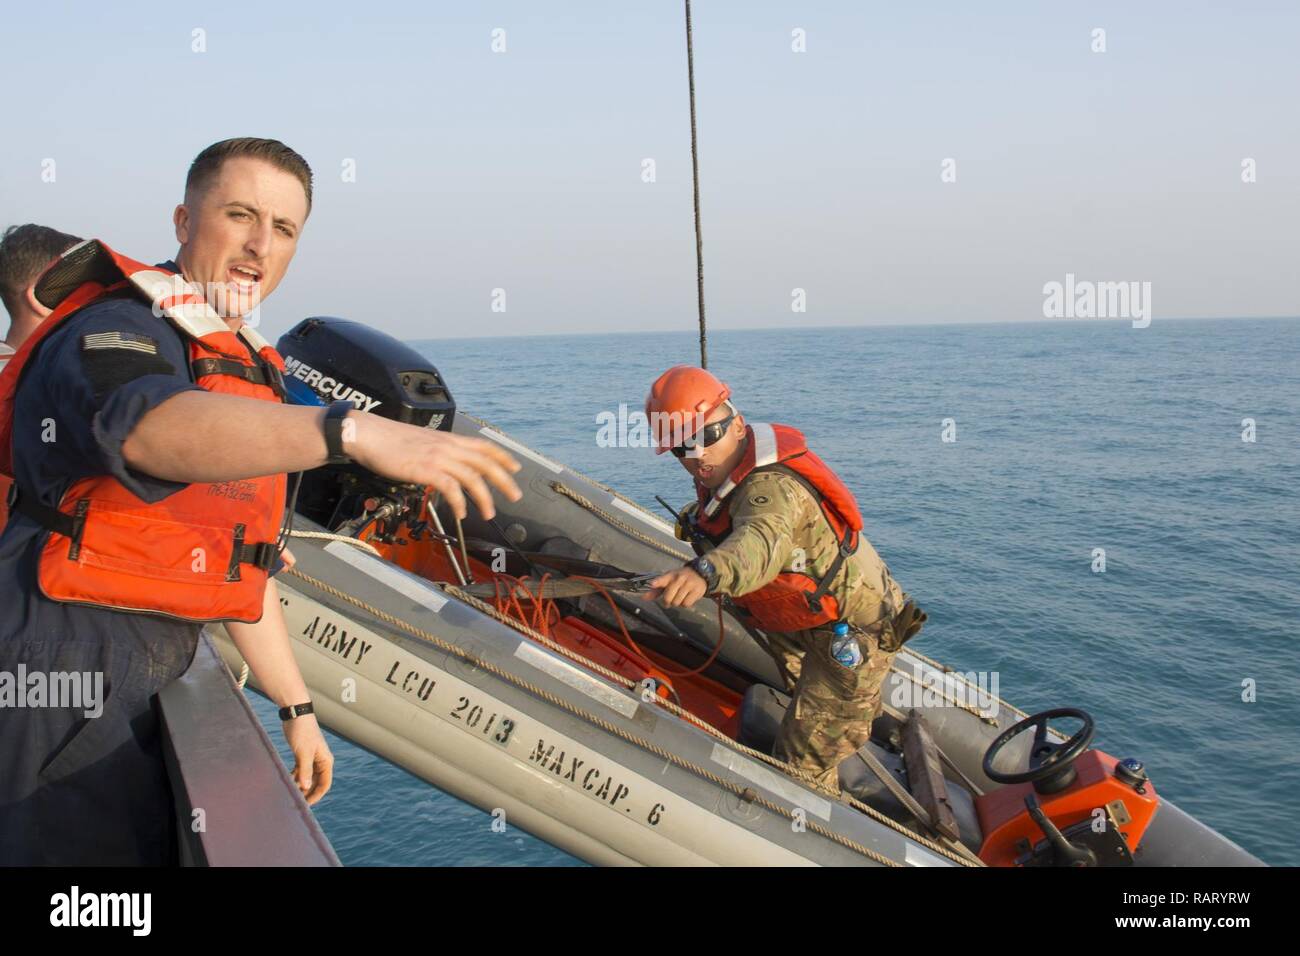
left=736, top=683, right=984, bottom=849
left=737, top=683, right=793, bottom=755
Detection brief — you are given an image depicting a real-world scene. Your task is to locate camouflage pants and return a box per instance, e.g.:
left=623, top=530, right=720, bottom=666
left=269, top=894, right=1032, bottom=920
left=767, top=624, right=897, bottom=794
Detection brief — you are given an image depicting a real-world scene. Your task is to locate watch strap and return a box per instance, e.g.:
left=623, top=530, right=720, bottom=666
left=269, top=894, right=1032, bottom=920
left=278, top=701, right=315, bottom=721
left=323, top=401, right=354, bottom=465
left=689, top=556, right=719, bottom=592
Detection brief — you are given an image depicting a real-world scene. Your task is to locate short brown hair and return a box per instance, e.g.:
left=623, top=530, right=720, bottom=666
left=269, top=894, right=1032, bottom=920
left=0, top=223, right=83, bottom=319
left=185, top=137, right=314, bottom=215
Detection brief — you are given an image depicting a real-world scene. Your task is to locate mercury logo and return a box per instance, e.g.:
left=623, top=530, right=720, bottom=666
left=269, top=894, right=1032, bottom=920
left=282, top=356, right=382, bottom=412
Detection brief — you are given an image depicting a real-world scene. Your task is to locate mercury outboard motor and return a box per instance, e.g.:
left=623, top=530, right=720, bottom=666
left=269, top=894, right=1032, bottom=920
left=277, top=317, right=456, bottom=533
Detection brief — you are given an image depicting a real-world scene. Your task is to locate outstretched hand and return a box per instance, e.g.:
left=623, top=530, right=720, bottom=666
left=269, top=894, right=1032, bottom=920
left=347, top=414, right=523, bottom=520
left=648, top=565, right=709, bottom=608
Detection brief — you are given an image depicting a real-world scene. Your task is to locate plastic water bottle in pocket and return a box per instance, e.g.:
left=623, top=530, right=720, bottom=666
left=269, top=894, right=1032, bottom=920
left=830, top=621, right=862, bottom=669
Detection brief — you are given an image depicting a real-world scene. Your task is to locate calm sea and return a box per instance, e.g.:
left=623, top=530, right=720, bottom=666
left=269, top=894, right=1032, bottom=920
left=250, top=317, right=1300, bottom=866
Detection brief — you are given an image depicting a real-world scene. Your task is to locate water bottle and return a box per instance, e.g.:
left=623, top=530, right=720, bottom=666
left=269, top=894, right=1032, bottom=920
left=830, top=621, right=862, bottom=669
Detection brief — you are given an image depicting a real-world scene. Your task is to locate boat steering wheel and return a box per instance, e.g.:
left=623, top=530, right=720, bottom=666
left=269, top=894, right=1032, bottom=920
left=982, top=708, right=1094, bottom=790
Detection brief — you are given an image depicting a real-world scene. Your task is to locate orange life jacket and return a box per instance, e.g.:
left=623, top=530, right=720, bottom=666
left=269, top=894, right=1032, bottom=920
left=694, top=423, right=864, bottom=633
left=0, top=239, right=289, bottom=623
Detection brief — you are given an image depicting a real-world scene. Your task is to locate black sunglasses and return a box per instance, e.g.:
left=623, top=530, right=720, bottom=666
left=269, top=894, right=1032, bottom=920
left=670, top=411, right=737, bottom=458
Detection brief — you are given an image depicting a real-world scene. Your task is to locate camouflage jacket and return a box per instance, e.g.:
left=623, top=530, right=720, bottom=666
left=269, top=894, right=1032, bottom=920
left=700, top=470, right=905, bottom=631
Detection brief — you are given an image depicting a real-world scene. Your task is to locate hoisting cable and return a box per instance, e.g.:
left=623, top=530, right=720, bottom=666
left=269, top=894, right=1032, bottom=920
left=684, top=0, right=708, bottom=369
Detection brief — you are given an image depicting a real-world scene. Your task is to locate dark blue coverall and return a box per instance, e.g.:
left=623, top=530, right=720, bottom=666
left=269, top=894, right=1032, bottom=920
left=0, top=261, right=280, bottom=865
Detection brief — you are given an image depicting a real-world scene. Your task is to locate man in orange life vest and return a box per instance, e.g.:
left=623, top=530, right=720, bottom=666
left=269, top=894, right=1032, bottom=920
left=0, top=224, right=84, bottom=363
left=0, top=138, right=523, bottom=864
left=646, top=366, right=926, bottom=794
left=0, top=224, right=84, bottom=525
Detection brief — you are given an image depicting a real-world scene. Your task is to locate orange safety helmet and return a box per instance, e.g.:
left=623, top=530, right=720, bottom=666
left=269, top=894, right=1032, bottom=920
left=645, top=365, right=731, bottom=454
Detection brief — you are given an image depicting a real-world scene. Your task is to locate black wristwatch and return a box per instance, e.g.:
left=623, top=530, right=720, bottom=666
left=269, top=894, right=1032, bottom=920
left=689, top=556, right=719, bottom=593
left=323, top=401, right=354, bottom=465
left=279, top=701, right=315, bottom=721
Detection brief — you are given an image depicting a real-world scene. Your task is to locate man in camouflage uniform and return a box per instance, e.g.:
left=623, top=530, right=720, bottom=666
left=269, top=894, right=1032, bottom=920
left=646, top=366, right=923, bottom=794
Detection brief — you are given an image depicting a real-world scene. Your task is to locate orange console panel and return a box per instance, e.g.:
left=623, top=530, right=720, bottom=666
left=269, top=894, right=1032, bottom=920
left=976, top=750, right=1159, bottom=867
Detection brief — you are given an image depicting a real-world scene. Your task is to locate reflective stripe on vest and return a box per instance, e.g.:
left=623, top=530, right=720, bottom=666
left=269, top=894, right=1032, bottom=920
left=0, top=239, right=287, bottom=624
left=703, top=422, right=780, bottom=519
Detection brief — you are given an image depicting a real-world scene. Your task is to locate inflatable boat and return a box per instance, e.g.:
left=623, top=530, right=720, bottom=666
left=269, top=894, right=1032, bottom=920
left=210, top=318, right=1264, bottom=867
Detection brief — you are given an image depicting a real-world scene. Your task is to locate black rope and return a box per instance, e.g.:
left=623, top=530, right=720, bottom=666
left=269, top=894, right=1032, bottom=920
left=684, top=0, right=708, bottom=369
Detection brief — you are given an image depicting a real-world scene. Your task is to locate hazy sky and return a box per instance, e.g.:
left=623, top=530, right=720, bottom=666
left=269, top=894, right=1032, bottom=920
left=2, top=1, right=1296, bottom=342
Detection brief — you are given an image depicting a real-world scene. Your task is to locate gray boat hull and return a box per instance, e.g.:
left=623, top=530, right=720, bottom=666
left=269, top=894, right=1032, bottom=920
left=211, top=412, right=1263, bottom=867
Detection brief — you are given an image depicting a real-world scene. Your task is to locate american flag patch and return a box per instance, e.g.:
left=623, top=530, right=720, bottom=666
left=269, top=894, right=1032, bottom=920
left=81, top=331, right=159, bottom=355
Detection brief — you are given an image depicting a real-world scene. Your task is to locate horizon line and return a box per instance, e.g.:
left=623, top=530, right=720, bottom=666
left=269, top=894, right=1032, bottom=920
left=403, top=313, right=1300, bottom=344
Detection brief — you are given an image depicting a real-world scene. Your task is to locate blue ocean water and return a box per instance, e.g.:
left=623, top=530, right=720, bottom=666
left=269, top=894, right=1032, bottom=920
left=250, top=317, right=1300, bottom=866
